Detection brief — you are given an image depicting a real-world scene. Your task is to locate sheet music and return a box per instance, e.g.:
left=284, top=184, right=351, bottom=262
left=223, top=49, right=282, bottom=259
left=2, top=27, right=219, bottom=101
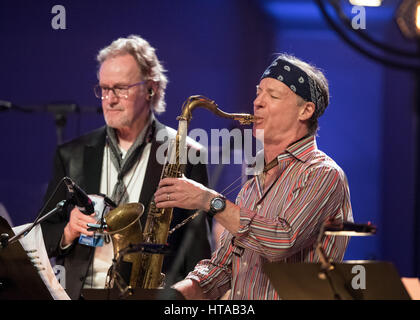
left=12, top=223, right=70, bottom=300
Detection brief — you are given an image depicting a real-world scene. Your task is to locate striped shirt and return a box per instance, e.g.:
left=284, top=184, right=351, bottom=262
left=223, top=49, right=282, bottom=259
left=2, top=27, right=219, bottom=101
left=186, top=135, right=353, bottom=299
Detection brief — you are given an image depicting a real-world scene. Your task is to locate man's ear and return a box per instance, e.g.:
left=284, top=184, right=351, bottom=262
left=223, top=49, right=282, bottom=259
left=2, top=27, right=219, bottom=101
left=146, top=81, right=158, bottom=100
left=299, top=102, right=315, bottom=121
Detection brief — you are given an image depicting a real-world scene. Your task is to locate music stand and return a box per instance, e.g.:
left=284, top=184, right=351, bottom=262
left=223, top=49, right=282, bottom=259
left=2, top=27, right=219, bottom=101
left=263, top=260, right=411, bottom=300
left=0, top=217, right=53, bottom=300
left=81, top=287, right=185, bottom=300
left=263, top=221, right=410, bottom=300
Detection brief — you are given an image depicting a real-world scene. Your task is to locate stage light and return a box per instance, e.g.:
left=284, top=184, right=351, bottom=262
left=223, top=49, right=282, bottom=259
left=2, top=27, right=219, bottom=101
left=349, top=0, right=382, bottom=7
left=397, top=0, right=420, bottom=39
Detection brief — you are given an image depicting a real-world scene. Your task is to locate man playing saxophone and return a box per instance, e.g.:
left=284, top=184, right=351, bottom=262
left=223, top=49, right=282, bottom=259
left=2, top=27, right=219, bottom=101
left=40, top=35, right=212, bottom=299
left=154, top=54, right=354, bottom=299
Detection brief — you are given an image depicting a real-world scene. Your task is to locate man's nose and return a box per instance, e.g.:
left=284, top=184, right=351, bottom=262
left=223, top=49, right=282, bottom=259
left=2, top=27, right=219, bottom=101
left=253, top=94, right=264, bottom=111
left=104, top=89, right=119, bottom=104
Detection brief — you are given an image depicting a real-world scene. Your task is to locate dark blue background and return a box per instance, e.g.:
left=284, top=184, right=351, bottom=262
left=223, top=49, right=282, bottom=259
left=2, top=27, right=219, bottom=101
left=0, top=0, right=418, bottom=278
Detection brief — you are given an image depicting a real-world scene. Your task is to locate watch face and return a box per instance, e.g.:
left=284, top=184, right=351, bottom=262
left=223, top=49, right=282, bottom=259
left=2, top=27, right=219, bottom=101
left=210, top=197, right=226, bottom=215
left=213, top=198, right=224, bottom=210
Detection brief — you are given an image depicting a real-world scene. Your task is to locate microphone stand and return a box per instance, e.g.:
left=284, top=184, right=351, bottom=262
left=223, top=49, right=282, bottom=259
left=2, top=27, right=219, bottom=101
left=0, top=200, right=68, bottom=249
left=0, top=99, right=102, bottom=145
left=46, top=103, right=78, bottom=145
left=315, top=223, right=342, bottom=300
left=315, top=220, right=377, bottom=300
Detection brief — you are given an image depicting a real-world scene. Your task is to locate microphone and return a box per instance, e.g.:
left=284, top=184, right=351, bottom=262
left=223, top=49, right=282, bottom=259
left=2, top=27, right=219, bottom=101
left=63, top=177, right=95, bottom=215
left=0, top=100, right=13, bottom=111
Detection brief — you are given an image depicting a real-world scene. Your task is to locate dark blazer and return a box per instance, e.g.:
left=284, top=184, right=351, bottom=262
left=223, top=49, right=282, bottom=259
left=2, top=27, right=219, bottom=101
left=40, top=119, right=212, bottom=300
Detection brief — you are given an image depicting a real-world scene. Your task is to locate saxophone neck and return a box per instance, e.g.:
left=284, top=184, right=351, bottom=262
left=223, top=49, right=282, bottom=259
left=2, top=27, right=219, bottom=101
left=177, top=95, right=254, bottom=125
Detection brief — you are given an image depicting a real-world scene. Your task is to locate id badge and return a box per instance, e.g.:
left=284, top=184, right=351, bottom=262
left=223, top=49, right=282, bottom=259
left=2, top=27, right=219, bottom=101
left=79, top=233, right=104, bottom=247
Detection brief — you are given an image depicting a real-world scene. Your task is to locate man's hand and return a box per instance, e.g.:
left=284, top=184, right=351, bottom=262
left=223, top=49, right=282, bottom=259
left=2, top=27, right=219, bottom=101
left=62, top=207, right=96, bottom=247
left=154, top=176, right=218, bottom=211
left=155, top=175, right=241, bottom=234
left=171, top=279, right=206, bottom=300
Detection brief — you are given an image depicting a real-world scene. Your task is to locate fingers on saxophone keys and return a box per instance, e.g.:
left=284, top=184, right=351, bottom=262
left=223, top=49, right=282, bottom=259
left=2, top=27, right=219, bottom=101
left=157, top=192, right=174, bottom=203
left=158, top=177, right=179, bottom=188
left=155, top=194, right=175, bottom=208
left=155, top=186, right=173, bottom=199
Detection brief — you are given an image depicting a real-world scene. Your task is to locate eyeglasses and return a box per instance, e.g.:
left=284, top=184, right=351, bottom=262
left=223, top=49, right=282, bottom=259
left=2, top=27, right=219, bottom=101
left=94, top=81, right=146, bottom=100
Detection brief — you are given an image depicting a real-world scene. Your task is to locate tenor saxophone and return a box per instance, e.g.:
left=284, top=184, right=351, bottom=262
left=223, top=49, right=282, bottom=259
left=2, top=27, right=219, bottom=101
left=136, top=95, right=254, bottom=289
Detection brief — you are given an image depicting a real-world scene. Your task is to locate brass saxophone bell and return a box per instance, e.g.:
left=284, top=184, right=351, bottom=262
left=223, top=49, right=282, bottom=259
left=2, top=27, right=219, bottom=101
left=104, top=202, right=145, bottom=289
left=103, top=203, right=144, bottom=235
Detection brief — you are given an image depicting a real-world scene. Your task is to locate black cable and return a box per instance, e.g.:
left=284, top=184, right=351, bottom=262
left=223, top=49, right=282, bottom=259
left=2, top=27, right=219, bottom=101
left=315, top=0, right=420, bottom=71
left=6, top=178, right=67, bottom=247
left=32, top=177, right=67, bottom=225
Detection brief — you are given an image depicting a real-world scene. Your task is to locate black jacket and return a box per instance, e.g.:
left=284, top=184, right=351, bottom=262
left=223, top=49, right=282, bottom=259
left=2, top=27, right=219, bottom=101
left=40, top=119, right=212, bottom=300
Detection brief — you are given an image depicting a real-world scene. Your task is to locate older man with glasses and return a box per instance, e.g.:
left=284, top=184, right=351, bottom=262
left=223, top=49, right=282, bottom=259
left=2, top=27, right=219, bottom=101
left=40, top=35, right=212, bottom=300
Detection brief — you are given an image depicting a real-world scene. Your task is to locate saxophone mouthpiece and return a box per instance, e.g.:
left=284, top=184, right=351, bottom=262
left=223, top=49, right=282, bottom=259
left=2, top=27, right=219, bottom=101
left=235, top=114, right=255, bottom=125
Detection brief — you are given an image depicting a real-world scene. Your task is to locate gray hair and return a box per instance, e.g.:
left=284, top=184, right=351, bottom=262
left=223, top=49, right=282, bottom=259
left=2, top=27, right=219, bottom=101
left=277, top=53, right=330, bottom=135
left=97, top=35, right=168, bottom=114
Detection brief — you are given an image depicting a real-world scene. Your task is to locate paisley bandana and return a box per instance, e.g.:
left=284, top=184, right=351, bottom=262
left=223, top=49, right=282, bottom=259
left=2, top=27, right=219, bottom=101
left=261, top=57, right=327, bottom=118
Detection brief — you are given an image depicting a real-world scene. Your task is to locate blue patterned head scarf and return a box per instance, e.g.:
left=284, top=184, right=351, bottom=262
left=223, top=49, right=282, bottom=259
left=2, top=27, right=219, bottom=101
left=261, top=56, right=328, bottom=118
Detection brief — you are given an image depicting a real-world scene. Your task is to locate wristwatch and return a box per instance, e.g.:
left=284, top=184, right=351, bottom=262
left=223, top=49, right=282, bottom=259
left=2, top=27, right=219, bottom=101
left=208, top=196, right=226, bottom=217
